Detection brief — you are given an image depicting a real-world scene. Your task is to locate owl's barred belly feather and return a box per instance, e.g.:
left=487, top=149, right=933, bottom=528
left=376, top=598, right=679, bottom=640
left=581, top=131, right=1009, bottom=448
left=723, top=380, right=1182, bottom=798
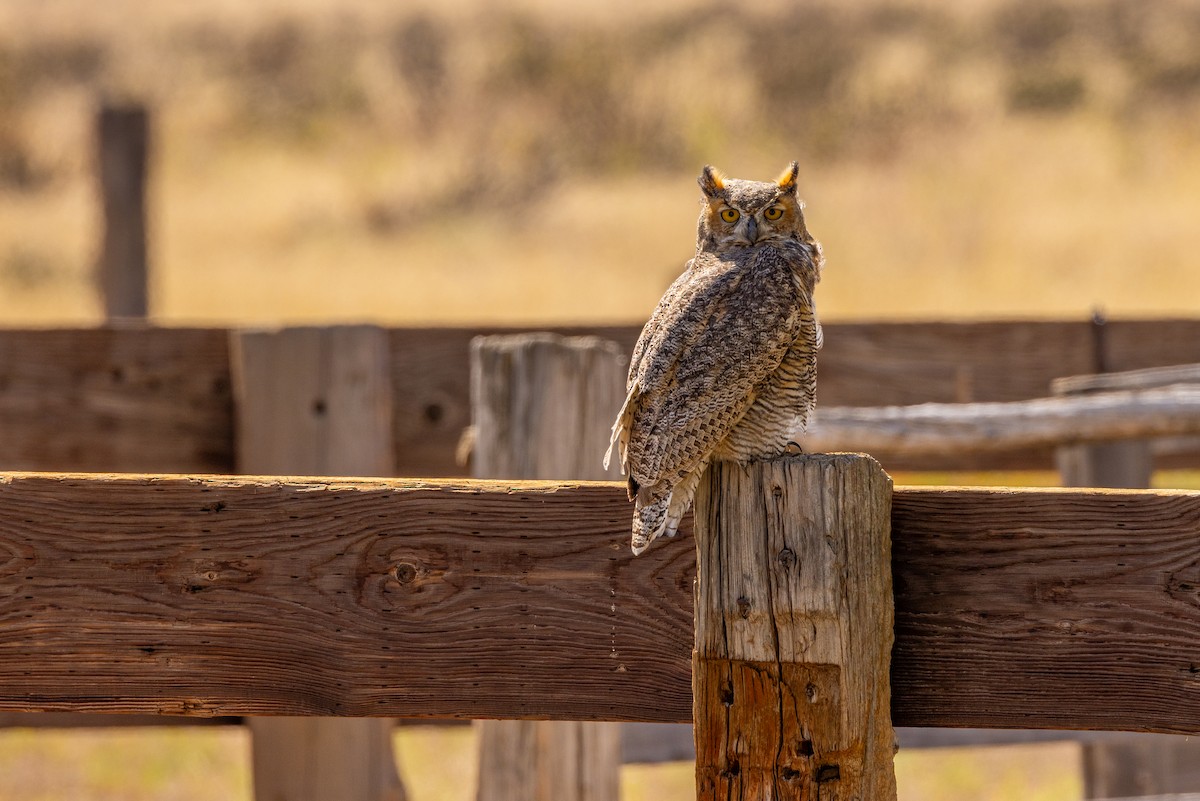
left=715, top=319, right=820, bottom=461
left=607, top=162, right=823, bottom=555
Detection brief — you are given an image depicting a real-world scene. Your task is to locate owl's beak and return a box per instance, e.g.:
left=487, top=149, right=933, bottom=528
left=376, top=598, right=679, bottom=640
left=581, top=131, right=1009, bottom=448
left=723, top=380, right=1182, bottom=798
left=745, top=217, right=758, bottom=244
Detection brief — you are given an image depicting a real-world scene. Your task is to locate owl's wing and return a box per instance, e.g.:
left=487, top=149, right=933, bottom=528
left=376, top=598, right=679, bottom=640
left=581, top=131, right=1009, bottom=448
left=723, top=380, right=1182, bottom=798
left=615, top=249, right=804, bottom=488
left=606, top=258, right=703, bottom=477
left=627, top=257, right=700, bottom=385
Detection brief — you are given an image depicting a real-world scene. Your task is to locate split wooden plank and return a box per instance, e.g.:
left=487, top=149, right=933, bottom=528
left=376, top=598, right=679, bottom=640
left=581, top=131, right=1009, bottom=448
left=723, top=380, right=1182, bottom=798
left=231, top=326, right=406, bottom=801
left=2, top=477, right=1200, bottom=731
left=693, top=455, right=896, bottom=799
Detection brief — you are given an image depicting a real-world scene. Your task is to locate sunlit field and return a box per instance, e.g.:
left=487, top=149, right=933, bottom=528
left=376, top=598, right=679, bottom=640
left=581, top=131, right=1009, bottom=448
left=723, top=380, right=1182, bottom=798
left=1, top=0, right=1199, bottom=325
left=1, top=0, right=1199, bottom=798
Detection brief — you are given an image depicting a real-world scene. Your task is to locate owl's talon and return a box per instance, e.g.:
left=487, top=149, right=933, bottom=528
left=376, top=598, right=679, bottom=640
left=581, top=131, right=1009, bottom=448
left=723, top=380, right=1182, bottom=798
left=785, top=441, right=804, bottom=455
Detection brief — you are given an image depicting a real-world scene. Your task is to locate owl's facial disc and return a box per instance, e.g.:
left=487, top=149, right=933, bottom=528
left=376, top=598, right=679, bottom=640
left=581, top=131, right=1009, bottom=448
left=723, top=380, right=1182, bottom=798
left=695, top=164, right=809, bottom=253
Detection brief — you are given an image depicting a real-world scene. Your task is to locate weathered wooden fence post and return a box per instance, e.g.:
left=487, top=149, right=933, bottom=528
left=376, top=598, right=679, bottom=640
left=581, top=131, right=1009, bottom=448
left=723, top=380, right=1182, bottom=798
left=230, top=325, right=407, bottom=801
left=96, top=103, right=149, bottom=319
left=693, top=454, right=896, bottom=800
left=470, top=332, right=625, bottom=801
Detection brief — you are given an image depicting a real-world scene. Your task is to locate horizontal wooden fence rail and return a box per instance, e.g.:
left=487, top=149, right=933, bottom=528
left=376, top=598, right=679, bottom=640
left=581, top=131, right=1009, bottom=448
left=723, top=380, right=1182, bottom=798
left=803, top=386, right=1200, bottom=456
left=2, top=472, right=1199, bottom=732
left=4, top=319, right=1200, bottom=476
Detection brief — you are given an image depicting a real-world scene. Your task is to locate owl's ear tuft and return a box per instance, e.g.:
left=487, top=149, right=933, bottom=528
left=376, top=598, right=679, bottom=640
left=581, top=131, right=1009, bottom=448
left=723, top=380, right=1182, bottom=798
left=698, top=165, right=726, bottom=197
left=775, top=161, right=800, bottom=194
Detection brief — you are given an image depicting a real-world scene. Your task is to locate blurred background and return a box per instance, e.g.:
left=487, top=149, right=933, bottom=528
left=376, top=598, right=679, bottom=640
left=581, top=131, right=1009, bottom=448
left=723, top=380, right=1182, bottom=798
left=2, top=0, right=1199, bottom=799
left=2, top=0, right=1199, bottom=326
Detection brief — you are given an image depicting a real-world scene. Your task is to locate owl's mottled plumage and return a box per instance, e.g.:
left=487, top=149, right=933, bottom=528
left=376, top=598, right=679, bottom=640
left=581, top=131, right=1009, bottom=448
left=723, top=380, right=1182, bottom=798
left=606, top=162, right=824, bottom=554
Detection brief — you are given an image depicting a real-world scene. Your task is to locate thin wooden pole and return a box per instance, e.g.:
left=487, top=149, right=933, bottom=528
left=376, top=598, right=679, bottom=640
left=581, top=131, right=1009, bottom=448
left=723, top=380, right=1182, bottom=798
left=471, top=332, right=625, bottom=801
left=693, top=454, right=896, bottom=800
left=96, top=103, right=149, bottom=319
left=230, top=326, right=406, bottom=801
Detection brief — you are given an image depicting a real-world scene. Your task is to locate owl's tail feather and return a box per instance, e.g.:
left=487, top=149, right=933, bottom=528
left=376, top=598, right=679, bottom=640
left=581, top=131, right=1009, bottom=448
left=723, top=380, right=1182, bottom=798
left=631, top=494, right=671, bottom=556
left=630, top=464, right=708, bottom=556
left=662, top=463, right=706, bottom=542
left=603, top=383, right=639, bottom=475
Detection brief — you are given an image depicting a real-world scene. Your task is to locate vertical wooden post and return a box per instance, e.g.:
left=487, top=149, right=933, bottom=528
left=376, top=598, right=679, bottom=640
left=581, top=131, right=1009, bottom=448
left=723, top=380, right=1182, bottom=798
left=230, top=326, right=406, bottom=801
left=1054, top=374, right=1153, bottom=489
left=693, top=454, right=896, bottom=800
left=470, top=332, right=625, bottom=801
left=96, top=103, right=149, bottom=319
left=1056, top=440, right=1152, bottom=489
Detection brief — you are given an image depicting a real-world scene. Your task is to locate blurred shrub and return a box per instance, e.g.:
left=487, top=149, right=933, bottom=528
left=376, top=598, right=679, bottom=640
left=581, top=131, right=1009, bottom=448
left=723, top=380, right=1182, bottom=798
left=1008, top=71, right=1087, bottom=113
left=5, top=0, right=1200, bottom=207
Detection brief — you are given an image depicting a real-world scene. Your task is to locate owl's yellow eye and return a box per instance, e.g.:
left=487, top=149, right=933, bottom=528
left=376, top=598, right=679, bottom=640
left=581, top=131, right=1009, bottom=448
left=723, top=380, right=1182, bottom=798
left=764, top=206, right=784, bottom=221
left=720, top=208, right=740, bottom=223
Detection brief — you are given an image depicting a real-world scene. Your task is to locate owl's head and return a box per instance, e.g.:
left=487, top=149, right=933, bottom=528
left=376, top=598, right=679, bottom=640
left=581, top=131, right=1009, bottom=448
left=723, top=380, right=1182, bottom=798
left=695, top=162, right=816, bottom=254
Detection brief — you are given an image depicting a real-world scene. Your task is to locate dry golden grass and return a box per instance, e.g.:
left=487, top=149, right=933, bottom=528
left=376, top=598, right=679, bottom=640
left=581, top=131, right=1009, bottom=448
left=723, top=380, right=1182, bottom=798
left=2, top=0, right=1199, bottom=325
left=0, top=726, right=1084, bottom=801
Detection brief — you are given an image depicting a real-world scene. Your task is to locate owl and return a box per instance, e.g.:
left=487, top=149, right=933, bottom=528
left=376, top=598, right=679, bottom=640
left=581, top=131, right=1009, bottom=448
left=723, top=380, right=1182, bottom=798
left=605, top=162, right=824, bottom=554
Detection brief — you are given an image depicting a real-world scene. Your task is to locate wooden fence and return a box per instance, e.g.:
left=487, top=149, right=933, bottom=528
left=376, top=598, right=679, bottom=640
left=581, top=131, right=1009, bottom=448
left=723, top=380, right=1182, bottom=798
left=3, top=472, right=1199, bottom=733
left=4, top=320, right=1200, bottom=799
left=4, top=319, right=1200, bottom=477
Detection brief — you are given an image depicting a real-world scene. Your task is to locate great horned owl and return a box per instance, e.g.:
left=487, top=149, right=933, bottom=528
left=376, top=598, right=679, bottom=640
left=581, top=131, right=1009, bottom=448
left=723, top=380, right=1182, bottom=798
left=605, top=162, right=824, bottom=554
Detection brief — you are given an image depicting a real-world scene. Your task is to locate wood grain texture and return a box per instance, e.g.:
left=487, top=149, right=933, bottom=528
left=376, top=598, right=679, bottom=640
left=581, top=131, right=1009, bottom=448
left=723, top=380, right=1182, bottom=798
left=693, top=455, right=896, bottom=800
left=0, top=474, right=693, bottom=721
left=0, top=327, right=233, bottom=473
left=232, top=326, right=396, bottom=477
left=390, top=326, right=639, bottom=479
left=469, top=333, right=626, bottom=482
left=471, top=333, right=624, bottom=801
left=890, top=486, right=1200, bottom=733
left=6, top=320, right=1200, bottom=475
left=2, top=476, right=1200, bottom=729
left=231, top=326, right=405, bottom=801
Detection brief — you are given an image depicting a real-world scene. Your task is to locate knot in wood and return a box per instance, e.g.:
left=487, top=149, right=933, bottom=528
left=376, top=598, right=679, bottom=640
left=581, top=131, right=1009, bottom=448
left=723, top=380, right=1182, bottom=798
left=735, top=596, right=752, bottom=619
left=777, top=547, right=797, bottom=570
left=815, top=764, right=840, bottom=783
left=391, top=562, right=419, bottom=584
